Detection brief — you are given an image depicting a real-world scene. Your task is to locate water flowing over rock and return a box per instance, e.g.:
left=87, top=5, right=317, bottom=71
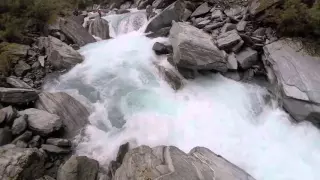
left=0, top=145, right=46, bottom=180
left=114, top=145, right=255, bottom=180
left=35, top=92, right=90, bottom=138
left=169, top=21, right=227, bottom=71
left=89, top=17, right=110, bottom=40
left=263, top=39, right=320, bottom=125
left=60, top=18, right=96, bottom=46
left=38, top=36, right=83, bottom=70
left=20, top=108, right=62, bottom=136
left=0, top=87, right=39, bottom=105
left=145, top=0, right=185, bottom=33
left=57, top=155, right=99, bottom=180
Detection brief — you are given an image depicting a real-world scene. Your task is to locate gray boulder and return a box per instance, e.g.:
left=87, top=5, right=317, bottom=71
left=46, top=138, right=71, bottom=147
left=0, top=127, right=12, bottom=145
left=41, top=144, right=71, bottom=154
left=191, top=2, right=210, bottom=17
left=35, top=92, right=90, bottom=138
left=20, top=108, right=62, bottom=136
left=263, top=39, right=320, bottom=125
left=152, top=42, right=173, bottom=55
left=89, top=17, right=110, bottom=40
left=114, top=145, right=255, bottom=180
left=57, top=155, right=99, bottom=180
left=14, top=60, right=31, bottom=77
left=249, top=0, right=281, bottom=15
left=0, top=87, right=38, bottom=105
left=170, top=22, right=226, bottom=71
left=38, top=36, right=83, bottom=70
left=227, top=53, right=238, bottom=70
left=217, top=30, right=242, bottom=50
left=236, top=47, right=258, bottom=69
left=0, top=145, right=46, bottom=180
left=146, top=27, right=171, bottom=38
left=6, top=76, right=32, bottom=88
left=11, top=114, right=27, bottom=135
left=145, top=0, right=185, bottom=33
left=60, top=18, right=96, bottom=46
left=12, top=131, right=32, bottom=144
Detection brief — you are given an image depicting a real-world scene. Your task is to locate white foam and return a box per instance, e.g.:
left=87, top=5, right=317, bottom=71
left=44, top=14, right=320, bottom=180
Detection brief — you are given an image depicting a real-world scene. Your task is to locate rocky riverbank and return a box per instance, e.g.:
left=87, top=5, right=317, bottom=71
left=0, top=0, right=319, bottom=179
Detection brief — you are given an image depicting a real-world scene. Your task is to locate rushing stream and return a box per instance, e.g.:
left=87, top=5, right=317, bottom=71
left=44, top=12, right=320, bottom=180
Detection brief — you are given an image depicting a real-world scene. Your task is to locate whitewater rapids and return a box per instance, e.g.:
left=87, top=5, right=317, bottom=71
left=44, top=12, right=320, bottom=180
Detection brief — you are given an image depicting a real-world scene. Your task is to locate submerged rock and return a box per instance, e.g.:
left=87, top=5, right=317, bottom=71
left=170, top=22, right=227, bottom=71
left=114, top=145, right=255, bottom=180
left=264, top=39, right=320, bottom=126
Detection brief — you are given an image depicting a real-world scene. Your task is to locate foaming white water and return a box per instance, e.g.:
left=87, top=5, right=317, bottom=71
left=44, top=15, right=320, bottom=180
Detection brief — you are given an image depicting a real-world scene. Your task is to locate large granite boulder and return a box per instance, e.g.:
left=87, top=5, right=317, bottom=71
left=20, top=108, right=62, bottom=136
left=60, top=18, right=96, bottom=46
left=114, top=145, right=255, bottom=180
left=0, top=87, right=39, bottom=105
left=0, top=145, right=46, bottom=180
left=35, top=92, right=90, bottom=138
left=145, top=0, right=185, bottom=33
left=169, top=21, right=227, bottom=71
left=57, top=155, right=99, bottom=180
left=89, top=17, right=110, bottom=40
left=38, top=36, right=83, bottom=70
left=263, top=39, right=320, bottom=126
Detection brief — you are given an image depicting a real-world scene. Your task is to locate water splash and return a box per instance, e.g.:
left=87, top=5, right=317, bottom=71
left=44, top=12, right=320, bottom=180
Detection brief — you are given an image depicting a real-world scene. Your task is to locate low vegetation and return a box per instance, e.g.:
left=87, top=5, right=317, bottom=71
left=263, top=0, right=320, bottom=55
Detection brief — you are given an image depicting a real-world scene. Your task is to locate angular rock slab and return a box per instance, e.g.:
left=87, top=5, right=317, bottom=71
left=114, top=145, right=255, bottom=180
left=60, top=18, right=96, bottom=46
left=35, top=92, right=90, bottom=138
left=170, top=22, right=227, bottom=71
left=20, top=108, right=62, bottom=136
left=145, top=0, right=185, bottom=33
left=89, top=17, right=110, bottom=40
left=57, top=155, right=99, bottom=180
left=264, top=39, right=320, bottom=124
left=0, top=145, right=46, bottom=180
left=191, top=2, right=210, bottom=17
left=0, top=87, right=38, bottom=105
left=38, top=36, right=83, bottom=70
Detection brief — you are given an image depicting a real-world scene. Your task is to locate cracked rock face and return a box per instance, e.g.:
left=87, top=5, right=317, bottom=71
left=263, top=39, right=320, bottom=125
left=114, top=145, right=255, bottom=180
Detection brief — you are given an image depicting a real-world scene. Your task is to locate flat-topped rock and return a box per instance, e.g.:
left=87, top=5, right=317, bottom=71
left=0, top=87, right=38, bottom=105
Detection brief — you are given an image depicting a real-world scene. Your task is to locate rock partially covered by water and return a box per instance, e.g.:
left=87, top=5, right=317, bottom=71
left=60, top=18, right=96, bottom=46
left=263, top=39, right=320, bottom=126
left=114, top=145, right=255, bottom=180
left=0, top=145, right=46, bottom=180
left=89, top=17, right=110, bottom=40
left=169, top=21, right=227, bottom=72
left=35, top=92, right=90, bottom=138
left=57, top=155, right=99, bottom=180
left=145, top=0, right=185, bottom=33
left=38, top=36, right=83, bottom=70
